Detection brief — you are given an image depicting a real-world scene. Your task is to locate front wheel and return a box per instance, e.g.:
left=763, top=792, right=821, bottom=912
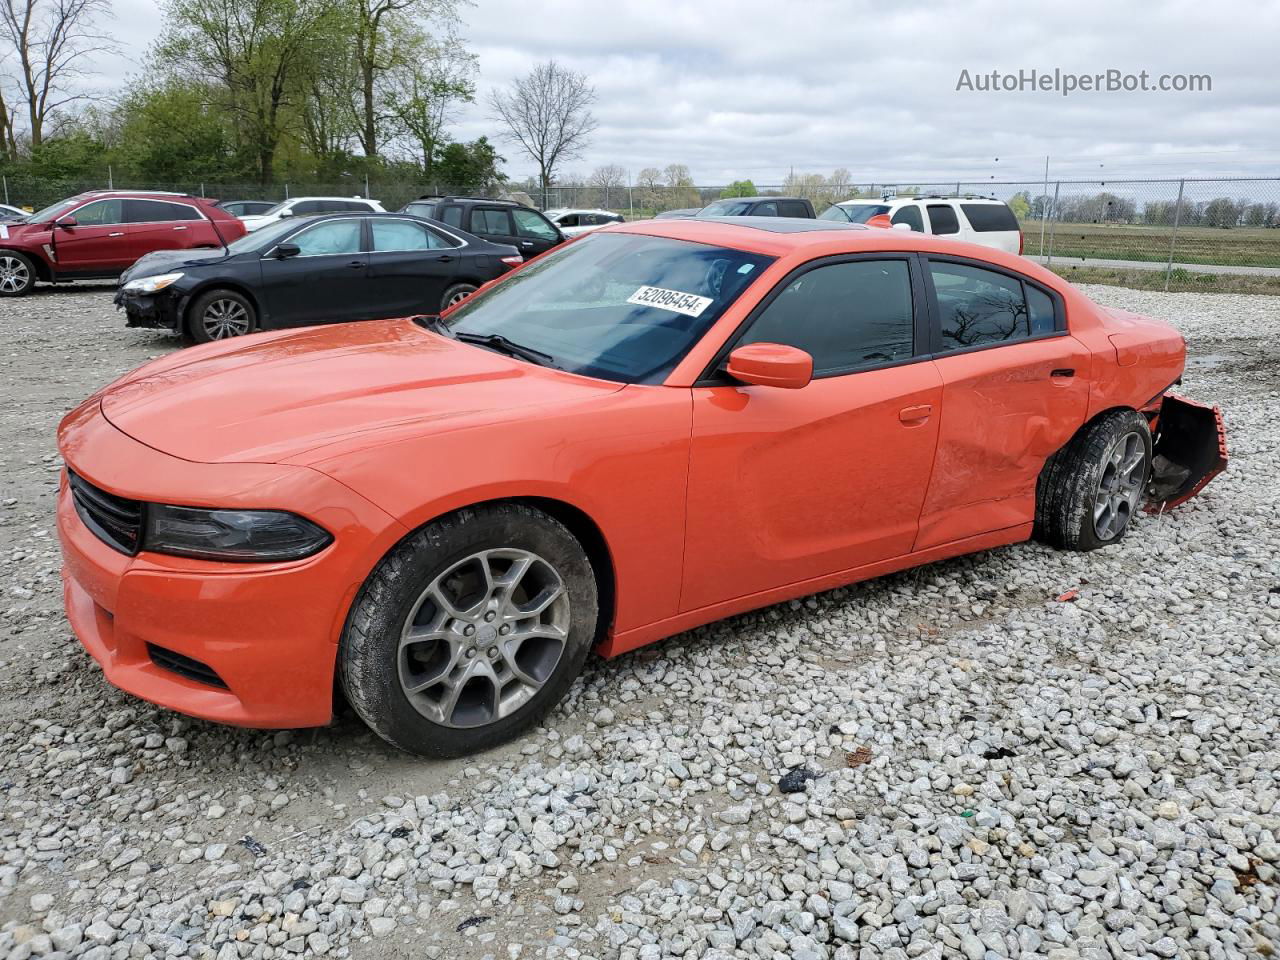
left=340, top=503, right=598, bottom=758
left=0, top=252, right=36, bottom=296
left=1036, top=409, right=1153, bottom=551
left=187, top=289, right=256, bottom=344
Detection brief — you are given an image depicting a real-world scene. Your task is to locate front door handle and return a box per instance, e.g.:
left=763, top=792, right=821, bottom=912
left=347, top=260, right=364, bottom=269
left=520, top=241, right=533, bottom=247
left=1051, top=368, right=1075, bottom=378
left=108, top=232, right=124, bottom=237
left=435, top=255, right=454, bottom=262
left=173, top=225, right=187, bottom=231
left=899, top=403, right=933, bottom=424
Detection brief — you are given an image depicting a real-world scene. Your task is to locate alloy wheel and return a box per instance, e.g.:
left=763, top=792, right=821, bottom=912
left=398, top=548, right=570, bottom=728
left=0, top=256, right=30, bottom=294
left=447, top=287, right=475, bottom=307
left=1093, top=430, right=1148, bottom=540
left=201, top=299, right=250, bottom=339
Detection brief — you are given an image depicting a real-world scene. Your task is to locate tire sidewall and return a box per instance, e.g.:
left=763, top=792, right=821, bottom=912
left=0, top=251, right=36, bottom=297
left=342, top=506, right=597, bottom=758
left=187, top=289, right=256, bottom=344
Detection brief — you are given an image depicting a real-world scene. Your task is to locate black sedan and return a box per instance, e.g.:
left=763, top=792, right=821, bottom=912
left=115, top=212, right=522, bottom=343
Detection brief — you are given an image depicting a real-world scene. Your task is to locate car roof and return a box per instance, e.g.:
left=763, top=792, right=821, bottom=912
left=836, top=196, right=1007, bottom=205
left=76, top=190, right=203, bottom=201
left=691, top=216, right=861, bottom=234
left=284, top=196, right=378, bottom=202
left=550, top=208, right=617, bottom=216
left=707, top=196, right=809, bottom=204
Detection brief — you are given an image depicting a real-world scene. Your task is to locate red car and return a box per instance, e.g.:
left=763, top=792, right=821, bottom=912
left=0, top=190, right=246, bottom=296
left=56, top=218, right=1226, bottom=757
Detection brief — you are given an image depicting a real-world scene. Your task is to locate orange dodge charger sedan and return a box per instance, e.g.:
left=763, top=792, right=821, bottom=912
left=57, top=217, right=1226, bottom=756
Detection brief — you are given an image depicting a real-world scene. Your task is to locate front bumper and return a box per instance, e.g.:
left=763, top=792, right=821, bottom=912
left=1146, top=393, right=1228, bottom=511
left=57, top=403, right=406, bottom=728
left=114, top=288, right=181, bottom=330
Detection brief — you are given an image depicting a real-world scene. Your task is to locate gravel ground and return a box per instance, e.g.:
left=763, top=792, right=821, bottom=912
left=0, top=282, right=1277, bottom=960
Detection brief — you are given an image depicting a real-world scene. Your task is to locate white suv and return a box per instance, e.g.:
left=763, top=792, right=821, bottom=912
left=240, top=196, right=386, bottom=232
left=820, top=195, right=1023, bottom=254
left=544, top=208, right=625, bottom=238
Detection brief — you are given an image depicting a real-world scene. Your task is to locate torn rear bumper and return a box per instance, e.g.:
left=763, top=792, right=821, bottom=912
left=1146, top=394, right=1228, bottom=511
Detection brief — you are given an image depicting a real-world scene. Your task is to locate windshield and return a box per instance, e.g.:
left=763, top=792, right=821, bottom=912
left=821, top=203, right=891, bottom=223
left=443, top=232, right=774, bottom=384
left=699, top=200, right=751, bottom=217
left=225, top=218, right=299, bottom=255
left=258, top=201, right=289, bottom=216
left=27, top=196, right=85, bottom=223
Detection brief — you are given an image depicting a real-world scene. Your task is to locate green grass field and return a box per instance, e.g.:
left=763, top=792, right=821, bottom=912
left=1049, top=264, right=1280, bottom=296
left=1022, top=221, right=1280, bottom=268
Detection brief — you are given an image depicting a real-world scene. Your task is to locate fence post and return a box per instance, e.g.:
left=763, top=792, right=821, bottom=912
left=284, top=183, right=289, bottom=199
left=1038, top=156, right=1049, bottom=257
left=364, top=173, right=370, bottom=199
left=2, top=176, right=7, bottom=205
left=1163, top=179, right=1186, bottom=292
left=200, top=183, right=205, bottom=198
left=108, top=166, right=113, bottom=190
left=629, top=185, right=634, bottom=219
left=955, top=181, right=961, bottom=196
left=1046, top=182, right=1061, bottom=266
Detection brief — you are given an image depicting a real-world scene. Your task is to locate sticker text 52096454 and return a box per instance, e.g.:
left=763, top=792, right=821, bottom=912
left=626, top=285, right=714, bottom=318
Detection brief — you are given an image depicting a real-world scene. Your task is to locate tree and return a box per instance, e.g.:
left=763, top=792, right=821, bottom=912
left=488, top=60, right=597, bottom=204
left=344, top=0, right=460, bottom=159
left=434, top=136, right=503, bottom=192
left=588, top=163, right=624, bottom=207
left=0, top=0, right=115, bottom=148
left=385, top=46, right=474, bottom=175
left=1008, top=190, right=1031, bottom=220
left=720, top=179, right=755, bottom=198
left=156, top=0, right=339, bottom=182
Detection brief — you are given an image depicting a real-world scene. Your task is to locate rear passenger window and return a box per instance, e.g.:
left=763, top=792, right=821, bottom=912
left=961, top=203, right=1020, bottom=232
left=891, top=206, right=924, bottom=232
left=559, top=214, right=580, bottom=227
left=778, top=201, right=809, bottom=218
left=371, top=219, right=450, bottom=251
left=928, top=261, right=1028, bottom=348
left=1027, top=285, right=1057, bottom=334
left=440, top=206, right=463, bottom=228
left=470, top=208, right=512, bottom=235
left=738, top=260, right=915, bottom=375
left=754, top=201, right=778, bottom=216
left=126, top=199, right=202, bottom=222
left=927, top=204, right=960, bottom=235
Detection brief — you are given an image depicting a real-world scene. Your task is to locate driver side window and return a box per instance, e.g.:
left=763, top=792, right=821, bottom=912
left=737, top=260, right=916, bottom=376
left=73, top=199, right=125, bottom=226
left=289, top=219, right=362, bottom=257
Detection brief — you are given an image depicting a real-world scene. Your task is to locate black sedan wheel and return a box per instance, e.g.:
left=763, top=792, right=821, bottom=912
left=441, top=283, right=478, bottom=311
left=188, top=289, right=256, bottom=344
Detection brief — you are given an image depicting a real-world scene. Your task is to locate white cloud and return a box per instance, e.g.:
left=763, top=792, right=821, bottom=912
left=90, top=0, right=1280, bottom=183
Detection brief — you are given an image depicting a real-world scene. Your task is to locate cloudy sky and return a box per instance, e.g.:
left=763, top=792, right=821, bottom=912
left=94, top=0, right=1279, bottom=185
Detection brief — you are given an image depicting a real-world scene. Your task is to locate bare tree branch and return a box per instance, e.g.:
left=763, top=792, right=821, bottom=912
left=488, top=60, right=596, bottom=202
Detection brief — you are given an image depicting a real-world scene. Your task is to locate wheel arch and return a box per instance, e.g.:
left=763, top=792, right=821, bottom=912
left=0, top=247, right=50, bottom=283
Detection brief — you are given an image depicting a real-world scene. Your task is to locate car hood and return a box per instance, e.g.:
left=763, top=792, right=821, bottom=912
left=121, top=248, right=232, bottom=284
left=98, top=319, right=624, bottom=465
left=239, top=215, right=273, bottom=231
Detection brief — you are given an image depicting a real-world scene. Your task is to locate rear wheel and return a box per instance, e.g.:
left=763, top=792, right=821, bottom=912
left=441, top=282, right=477, bottom=312
left=1036, top=409, right=1152, bottom=551
left=340, top=503, right=598, bottom=758
left=0, top=252, right=36, bottom=296
left=187, top=289, right=255, bottom=343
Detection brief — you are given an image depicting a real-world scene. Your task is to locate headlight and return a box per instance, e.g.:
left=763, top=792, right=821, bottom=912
left=144, top=505, right=332, bottom=562
left=122, top=272, right=184, bottom=294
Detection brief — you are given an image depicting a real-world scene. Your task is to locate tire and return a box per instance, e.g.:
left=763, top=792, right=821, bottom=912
left=0, top=251, right=37, bottom=297
left=186, top=289, right=256, bottom=343
left=440, top=282, right=478, bottom=312
left=1036, top=409, right=1152, bottom=551
left=339, top=503, right=598, bottom=758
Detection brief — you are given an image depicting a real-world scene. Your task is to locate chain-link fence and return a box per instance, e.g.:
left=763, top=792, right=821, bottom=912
left=3, top=174, right=1278, bottom=280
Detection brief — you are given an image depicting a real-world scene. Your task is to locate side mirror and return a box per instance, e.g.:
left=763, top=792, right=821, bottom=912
left=55, top=216, right=78, bottom=229
left=866, top=213, right=892, bottom=228
left=273, top=243, right=301, bottom=259
left=725, top=343, right=813, bottom=390
left=278, top=208, right=293, bottom=218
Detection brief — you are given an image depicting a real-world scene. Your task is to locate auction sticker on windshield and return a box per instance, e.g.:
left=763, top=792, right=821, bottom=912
left=627, top=285, right=713, bottom=318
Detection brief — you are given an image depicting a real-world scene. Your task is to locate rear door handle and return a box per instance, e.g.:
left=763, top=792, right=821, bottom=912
left=108, top=232, right=124, bottom=237
left=899, top=403, right=933, bottom=424
left=520, top=241, right=533, bottom=247
left=1051, top=368, right=1075, bottom=378
left=347, top=259, right=364, bottom=269
left=435, top=255, right=454, bottom=262
left=173, top=226, right=187, bottom=231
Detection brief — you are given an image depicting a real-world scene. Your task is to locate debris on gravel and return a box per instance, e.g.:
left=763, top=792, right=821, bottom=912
left=0, top=284, right=1276, bottom=959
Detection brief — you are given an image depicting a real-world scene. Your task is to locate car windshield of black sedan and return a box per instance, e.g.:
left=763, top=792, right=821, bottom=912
left=224, top=219, right=299, bottom=254
left=443, top=233, right=774, bottom=384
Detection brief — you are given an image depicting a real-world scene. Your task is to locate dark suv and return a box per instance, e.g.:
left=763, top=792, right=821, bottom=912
left=399, top=196, right=564, bottom=260
left=697, top=196, right=816, bottom=219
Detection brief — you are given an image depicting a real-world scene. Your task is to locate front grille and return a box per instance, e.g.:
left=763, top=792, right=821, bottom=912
left=146, top=644, right=228, bottom=688
left=68, top=470, right=143, bottom=555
